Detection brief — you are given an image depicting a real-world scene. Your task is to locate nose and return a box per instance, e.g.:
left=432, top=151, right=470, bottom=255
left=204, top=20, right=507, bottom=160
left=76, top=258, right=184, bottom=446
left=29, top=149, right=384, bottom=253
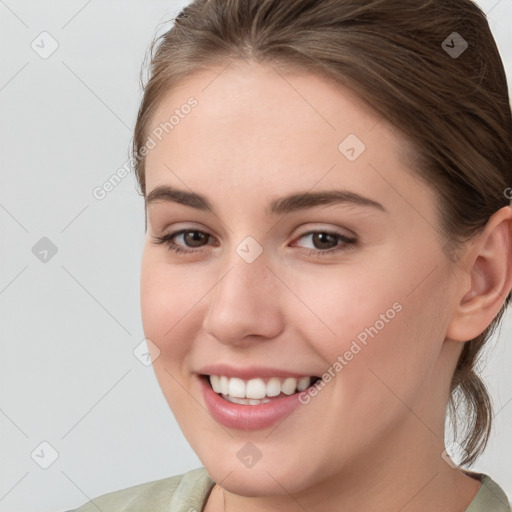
left=202, top=251, right=284, bottom=347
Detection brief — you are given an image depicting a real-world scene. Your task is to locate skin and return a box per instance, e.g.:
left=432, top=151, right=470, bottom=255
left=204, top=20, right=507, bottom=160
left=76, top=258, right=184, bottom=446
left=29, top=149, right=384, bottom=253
left=140, top=60, right=512, bottom=512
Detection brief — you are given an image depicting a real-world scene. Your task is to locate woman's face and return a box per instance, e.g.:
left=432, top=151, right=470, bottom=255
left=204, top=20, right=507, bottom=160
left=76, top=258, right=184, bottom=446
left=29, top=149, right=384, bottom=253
left=140, top=61, right=464, bottom=495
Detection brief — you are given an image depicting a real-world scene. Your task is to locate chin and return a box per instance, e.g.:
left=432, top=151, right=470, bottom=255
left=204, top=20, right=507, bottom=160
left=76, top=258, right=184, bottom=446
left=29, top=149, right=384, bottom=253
left=209, top=466, right=298, bottom=497
left=201, top=451, right=322, bottom=497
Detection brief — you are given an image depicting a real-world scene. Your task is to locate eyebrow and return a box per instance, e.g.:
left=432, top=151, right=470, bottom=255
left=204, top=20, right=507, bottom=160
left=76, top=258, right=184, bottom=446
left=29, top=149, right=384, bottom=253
left=145, top=185, right=386, bottom=216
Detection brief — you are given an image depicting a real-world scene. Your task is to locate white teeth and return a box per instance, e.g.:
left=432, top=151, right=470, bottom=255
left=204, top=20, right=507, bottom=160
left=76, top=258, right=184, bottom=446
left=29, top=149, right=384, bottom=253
left=281, top=377, right=298, bottom=395
left=210, top=375, right=221, bottom=393
left=266, top=377, right=281, bottom=397
left=223, top=395, right=272, bottom=405
left=246, top=378, right=267, bottom=399
left=228, top=377, right=246, bottom=398
left=297, top=376, right=311, bottom=392
left=208, top=375, right=314, bottom=400
left=219, top=376, right=229, bottom=395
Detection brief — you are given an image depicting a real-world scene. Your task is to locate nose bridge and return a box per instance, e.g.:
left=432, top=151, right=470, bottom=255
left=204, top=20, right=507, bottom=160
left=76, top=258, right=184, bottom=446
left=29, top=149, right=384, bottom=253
left=203, top=242, right=283, bottom=344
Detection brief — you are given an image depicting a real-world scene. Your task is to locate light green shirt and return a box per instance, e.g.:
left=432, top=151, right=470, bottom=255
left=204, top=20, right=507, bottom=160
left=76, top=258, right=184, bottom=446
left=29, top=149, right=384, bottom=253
left=65, top=467, right=511, bottom=511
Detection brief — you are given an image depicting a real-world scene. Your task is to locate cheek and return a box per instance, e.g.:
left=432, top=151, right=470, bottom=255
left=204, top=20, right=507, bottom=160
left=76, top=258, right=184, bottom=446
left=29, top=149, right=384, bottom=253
left=140, top=250, right=203, bottom=360
left=140, top=251, right=207, bottom=423
left=288, top=263, right=403, bottom=360
left=295, top=255, right=448, bottom=409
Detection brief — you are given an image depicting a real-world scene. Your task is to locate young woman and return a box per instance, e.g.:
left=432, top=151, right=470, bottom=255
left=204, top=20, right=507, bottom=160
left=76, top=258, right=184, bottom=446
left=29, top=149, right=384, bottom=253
left=67, top=0, right=512, bottom=510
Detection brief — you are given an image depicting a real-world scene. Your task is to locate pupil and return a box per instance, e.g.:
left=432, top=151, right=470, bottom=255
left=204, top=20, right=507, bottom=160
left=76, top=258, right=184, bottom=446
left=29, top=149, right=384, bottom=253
left=185, top=231, right=206, bottom=247
left=314, top=233, right=336, bottom=249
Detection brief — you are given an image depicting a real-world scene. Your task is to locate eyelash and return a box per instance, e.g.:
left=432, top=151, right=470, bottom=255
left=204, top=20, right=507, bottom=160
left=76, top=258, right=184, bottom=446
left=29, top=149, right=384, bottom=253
left=152, top=229, right=357, bottom=257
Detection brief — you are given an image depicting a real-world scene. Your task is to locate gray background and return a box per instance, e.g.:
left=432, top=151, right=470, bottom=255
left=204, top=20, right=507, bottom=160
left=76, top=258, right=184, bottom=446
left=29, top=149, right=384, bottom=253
left=0, top=1, right=511, bottom=511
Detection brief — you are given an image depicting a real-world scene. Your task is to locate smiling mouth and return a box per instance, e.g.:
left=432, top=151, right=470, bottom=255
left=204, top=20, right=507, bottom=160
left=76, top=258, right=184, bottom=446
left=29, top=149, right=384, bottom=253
left=201, top=374, right=322, bottom=405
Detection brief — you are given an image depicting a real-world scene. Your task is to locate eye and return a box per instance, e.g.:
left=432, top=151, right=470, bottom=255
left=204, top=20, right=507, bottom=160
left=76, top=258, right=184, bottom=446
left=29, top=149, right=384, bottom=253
left=292, top=230, right=357, bottom=257
left=152, top=228, right=357, bottom=257
left=153, top=229, right=213, bottom=254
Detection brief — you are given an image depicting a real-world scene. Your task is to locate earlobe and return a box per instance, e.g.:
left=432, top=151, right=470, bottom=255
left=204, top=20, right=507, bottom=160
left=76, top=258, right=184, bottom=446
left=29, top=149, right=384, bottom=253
left=446, top=206, right=512, bottom=342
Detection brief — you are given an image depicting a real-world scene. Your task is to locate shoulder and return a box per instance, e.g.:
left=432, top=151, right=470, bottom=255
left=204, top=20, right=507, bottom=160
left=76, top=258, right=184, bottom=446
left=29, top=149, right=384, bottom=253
left=64, top=467, right=215, bottom=512
left=465, top=472, right=512, bottom=512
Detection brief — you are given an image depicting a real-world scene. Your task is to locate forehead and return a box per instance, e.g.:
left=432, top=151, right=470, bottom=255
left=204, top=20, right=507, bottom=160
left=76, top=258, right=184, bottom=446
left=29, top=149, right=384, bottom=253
left=146, top=60, right=386, bottom=161
left=143, top=60, right=433, bottom=220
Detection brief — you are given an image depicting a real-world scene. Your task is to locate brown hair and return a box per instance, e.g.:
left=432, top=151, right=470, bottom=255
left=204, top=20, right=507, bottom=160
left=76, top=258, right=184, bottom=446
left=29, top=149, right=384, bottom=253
left=131, top=0, right=512, bottom=466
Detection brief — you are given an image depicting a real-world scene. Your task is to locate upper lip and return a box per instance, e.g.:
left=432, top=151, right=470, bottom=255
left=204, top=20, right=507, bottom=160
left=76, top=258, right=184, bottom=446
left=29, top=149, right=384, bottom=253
left=197, top=364, right=319, bottom=380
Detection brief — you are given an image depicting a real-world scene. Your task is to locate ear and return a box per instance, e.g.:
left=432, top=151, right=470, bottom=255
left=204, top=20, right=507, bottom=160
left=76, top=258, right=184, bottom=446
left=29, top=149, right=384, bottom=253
left=446, top=206, right=512, bottom=342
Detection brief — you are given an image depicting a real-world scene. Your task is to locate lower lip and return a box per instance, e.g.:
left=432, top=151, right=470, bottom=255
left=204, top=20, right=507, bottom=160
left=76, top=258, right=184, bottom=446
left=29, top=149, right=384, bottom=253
left=199, top=375, right=303, bottom=431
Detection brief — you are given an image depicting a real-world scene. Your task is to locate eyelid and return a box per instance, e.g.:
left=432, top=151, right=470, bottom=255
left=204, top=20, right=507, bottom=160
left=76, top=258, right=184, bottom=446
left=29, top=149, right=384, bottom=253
left=152, top=224, right=358, bottom=258
left=155, top=223, right=356, bottom=243
left=293, top=223, right=357, bottom=240
left=289, top=229, right=357, bottom=254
